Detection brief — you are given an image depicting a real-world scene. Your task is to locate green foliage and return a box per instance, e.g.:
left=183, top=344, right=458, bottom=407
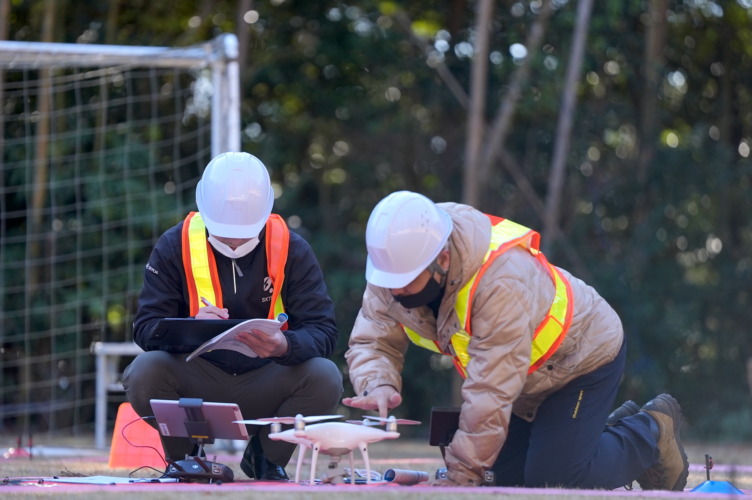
left=4, top=0, right=752, bottom=440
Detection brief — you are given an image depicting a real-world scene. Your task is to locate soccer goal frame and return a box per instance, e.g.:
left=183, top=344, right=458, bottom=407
left=0, top=33, right=240, bottom=155
left=0, top=34, right=239, bottom=447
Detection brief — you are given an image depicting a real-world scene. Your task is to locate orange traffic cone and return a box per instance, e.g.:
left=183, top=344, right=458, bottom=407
left=108, top=402, right=165, bottom=469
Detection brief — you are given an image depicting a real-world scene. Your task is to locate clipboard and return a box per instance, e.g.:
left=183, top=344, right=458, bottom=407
left=144, top=318, right=246, bottom=352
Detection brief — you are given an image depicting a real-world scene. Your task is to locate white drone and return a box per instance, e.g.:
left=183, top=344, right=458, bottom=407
left=235, top=414, right=420, bottom=484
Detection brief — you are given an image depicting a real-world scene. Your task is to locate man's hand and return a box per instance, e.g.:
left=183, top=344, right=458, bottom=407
left=342, top=385, right=402, bottom=419
left=236, top=329, right=289, bottom=358
left=196, top=298, right=229, bottom=319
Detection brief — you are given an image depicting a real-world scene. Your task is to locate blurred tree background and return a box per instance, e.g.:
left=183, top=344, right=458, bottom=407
left=3, top=0, right=752, bottom=441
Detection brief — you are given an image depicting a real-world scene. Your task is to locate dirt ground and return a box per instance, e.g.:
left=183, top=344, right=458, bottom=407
left=1, top=437, right=751, bottom=499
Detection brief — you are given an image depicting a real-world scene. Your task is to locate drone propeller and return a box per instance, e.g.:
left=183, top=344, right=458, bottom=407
left=365, top=415, right=422, bottom=426
left=235, top=414, right=343, bottom=426
left=345, top=419, right=380, bottom=426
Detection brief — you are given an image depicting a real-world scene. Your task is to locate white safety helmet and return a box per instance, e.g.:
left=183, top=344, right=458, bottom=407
left=195, top=152, right=274, bottom=238
left=365, top=191, right=453, bottom=289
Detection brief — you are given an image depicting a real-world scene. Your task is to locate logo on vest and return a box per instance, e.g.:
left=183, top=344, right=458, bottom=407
left=262, top=276, right=274, bottom=303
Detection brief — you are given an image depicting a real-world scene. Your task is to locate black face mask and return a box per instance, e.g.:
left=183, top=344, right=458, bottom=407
left=393, top=266, right=446, bottom=309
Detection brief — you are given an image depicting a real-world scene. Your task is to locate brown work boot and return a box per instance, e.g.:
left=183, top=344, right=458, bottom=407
left=636, top=394, right=689, bottom=491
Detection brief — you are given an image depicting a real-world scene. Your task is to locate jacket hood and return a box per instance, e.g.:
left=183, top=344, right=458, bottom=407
left=437, top=202, right=492, bottom=291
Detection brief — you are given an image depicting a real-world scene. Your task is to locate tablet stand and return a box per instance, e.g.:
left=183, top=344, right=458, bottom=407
left=163, top=398, right=235, bottom=483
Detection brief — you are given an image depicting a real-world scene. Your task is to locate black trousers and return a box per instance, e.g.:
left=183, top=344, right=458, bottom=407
left=123, top=351, right=343, bottom=466
left=492, top=340, right=660, bottom=488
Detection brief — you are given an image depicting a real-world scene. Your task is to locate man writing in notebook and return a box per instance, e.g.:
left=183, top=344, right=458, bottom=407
left=124, top=152, right=342, bottom=480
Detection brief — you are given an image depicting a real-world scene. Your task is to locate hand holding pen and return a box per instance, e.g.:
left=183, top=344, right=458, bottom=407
left=197, top=296, right=229, bottom=320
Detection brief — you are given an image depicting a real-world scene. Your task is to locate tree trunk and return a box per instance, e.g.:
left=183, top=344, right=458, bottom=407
left=636, top=0, right=668, bottom=188
left=104, top=0, right=120, bottom=44
left=235, top=0, right=253, bottom=71
left=29, top=0, right=56, bottom=293
left=0, top=0, right=9, bottom=171
left=628, top=1, right=669, bottom=276
left=461, top=0, right=494, bottom=207
left=394, top=9, right=469, bottom=109
left=476, top=0, right=554, bottom=206
left=0, top=0, right=9, bottom=40
left=541, top=0, right=594, bottom=251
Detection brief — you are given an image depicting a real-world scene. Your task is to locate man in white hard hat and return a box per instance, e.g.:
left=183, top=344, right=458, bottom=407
left=124, top=152, right=342, bottom=480
left=343, top=190, right=688, bottom=490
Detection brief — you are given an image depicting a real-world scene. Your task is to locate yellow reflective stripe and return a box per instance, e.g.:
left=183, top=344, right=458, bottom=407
left=404, top=327, right=442, bottom=353
left=530, top=316, right=560, bottom=361
left=455, top=273, right=476, bottom=325
left=272, top=295, right=286, bottom=318
left=187, top=214, right=218, bottom=307
left=184, top=213, right=288, bottom=319
left=450, top=218, right=571, bottom=374
left=545, top=261, right=568, bottom=329
left=401, top=216, right=571, bottom=377
left=404, top=326, right=470, bottom=378
left=494, top=218, right=537, bottom=249
left=527, top=260, right=571, bottom=371
left=455, top=219, right=535, bottom=329
left=450, top=330, right=471, bottom=367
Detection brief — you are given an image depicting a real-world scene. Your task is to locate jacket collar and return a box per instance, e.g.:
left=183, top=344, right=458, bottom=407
left=383, top=203, right=493, bottom=349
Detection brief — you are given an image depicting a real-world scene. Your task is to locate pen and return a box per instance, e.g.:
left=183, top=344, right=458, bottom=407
left=200, top=296, right=228, bottom=320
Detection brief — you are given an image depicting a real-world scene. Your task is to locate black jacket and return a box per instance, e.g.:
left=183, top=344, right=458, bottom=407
left=133, top=218, right=338, bottom=374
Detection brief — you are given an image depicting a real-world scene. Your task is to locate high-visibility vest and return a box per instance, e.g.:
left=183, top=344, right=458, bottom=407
left=403, top=215, right=573, bottom=378
left=181, top=211, right=289, bottom=322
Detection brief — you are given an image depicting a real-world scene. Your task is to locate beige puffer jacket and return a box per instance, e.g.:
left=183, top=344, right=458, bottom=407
left=345, top=202, right=624, bottom=485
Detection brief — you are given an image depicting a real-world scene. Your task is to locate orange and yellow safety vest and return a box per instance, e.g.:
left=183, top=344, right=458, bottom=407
left=403, top=215, right=573, bottom=378
left=181, top=211, right=289, bottom=322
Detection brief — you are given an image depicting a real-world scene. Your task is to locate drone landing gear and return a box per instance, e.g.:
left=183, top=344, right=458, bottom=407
left=319, top=452, right=378, bottom=485
left=306, top=443, right=372, bottom=485
left=318, top=455, right=346, bottom=484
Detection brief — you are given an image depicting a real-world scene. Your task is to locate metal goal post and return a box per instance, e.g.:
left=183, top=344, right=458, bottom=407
left=0, top=34, right=240, bottom=447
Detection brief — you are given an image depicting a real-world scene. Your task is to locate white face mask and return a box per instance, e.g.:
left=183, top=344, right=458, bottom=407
left=208, top=234, right=259, bottom=259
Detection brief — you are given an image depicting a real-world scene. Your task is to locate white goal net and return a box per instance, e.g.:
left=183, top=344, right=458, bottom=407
left=0, top=34, right=239, bottom=446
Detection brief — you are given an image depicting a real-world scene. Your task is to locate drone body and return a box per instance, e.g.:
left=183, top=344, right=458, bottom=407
left=235, top=414, right=419, bottom=484
left=272, top=421, right=399, bottom=455
left=271, top=421, right=400, bottom=483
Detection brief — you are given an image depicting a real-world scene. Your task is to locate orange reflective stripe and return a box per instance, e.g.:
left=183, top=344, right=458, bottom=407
left=182, top=212, right=199, bottom=315
left=264, top=214, right=289, bottom=324
left=528, top=256, right=573, bottom=373
left=450, top=357, right=468, bottom=378
left=181, top=212, right=288, bottom=320
left=182, top=212, right=222, bottom=316
left=403, top=214, right=572, bottom=378
left=457, top=217, right=540, bottom=332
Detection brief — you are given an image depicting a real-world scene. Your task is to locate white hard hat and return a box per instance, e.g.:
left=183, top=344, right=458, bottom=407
left=195, top=152, right=274, bottom=238
left=365, top=191, right=453, bottom=289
